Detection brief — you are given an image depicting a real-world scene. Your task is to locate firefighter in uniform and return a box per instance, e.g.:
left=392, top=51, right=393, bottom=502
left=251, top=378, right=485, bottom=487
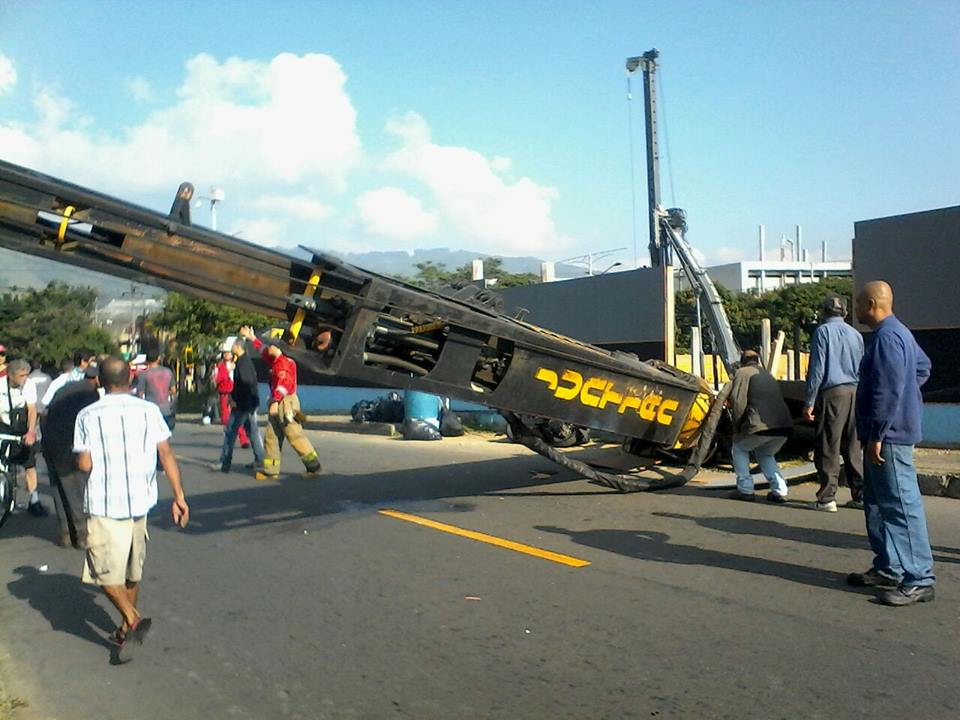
left=238, top=326, right=321, bottom=480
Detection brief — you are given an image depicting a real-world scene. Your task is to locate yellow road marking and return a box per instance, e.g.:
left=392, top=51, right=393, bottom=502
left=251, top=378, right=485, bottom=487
left=378, top=509, right=590, bottom=568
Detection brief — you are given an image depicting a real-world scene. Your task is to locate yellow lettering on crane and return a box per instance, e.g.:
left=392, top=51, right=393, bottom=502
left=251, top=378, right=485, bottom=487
left=639, top=394, right=662, bottom=421
left=618, top=395, right=641, bottom=414
left=657, top=399, right=680, bottom=425
left=533, top=366, right=682, bottom=427
left=535, top=367, right=559, bottom=391
left=555, top=370, right=583, bottom=400
left=579, top=377, right=608, bottom=408
left=598, top=384, right=623, bottom=410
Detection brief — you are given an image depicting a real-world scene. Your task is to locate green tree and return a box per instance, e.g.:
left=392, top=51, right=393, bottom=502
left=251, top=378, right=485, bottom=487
left=407, top=261, right=471, bottom=291
left=152, top=292, right=273, bottom=358
left=404, top=257, right=539, bottom=291
left=481, top=258, right=539, bottom=288
left=0, top=283, right=115, bottom=368
left=676, top=277, right=854, bottom=354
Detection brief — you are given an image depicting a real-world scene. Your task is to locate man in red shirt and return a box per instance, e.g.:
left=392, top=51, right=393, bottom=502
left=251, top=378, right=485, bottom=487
left=213, top=348, right=249, bottom=448
left=238, top=326, right=320, bottom=480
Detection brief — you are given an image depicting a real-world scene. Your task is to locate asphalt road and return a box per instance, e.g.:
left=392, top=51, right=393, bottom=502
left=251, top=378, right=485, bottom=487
left=1, top=422, right=958, bottom=720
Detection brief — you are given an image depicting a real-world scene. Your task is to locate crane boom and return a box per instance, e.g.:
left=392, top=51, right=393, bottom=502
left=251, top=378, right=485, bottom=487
left=0, top=159, right=722, bottom=491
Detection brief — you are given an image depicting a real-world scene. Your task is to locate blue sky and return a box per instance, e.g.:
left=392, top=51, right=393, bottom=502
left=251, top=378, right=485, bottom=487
left=1, top=0, right=958, bottom=267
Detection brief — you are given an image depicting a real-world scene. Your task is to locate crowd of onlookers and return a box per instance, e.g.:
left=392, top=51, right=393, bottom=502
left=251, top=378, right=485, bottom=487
left=0, top=279, right=941, bottom=665
left=722, top=280, right=936, bottom=607
left=0, top=326, right=323, bottom=661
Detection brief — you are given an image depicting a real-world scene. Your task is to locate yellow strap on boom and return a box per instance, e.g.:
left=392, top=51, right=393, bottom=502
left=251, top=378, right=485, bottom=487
left=288, top=269, right=321, bottom=343
left=56, top=205, right=76, bottom=245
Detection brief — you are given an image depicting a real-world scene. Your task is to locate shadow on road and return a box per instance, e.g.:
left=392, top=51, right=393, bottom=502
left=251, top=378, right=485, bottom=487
left=154, top=454, right=580, bottom=535
left=652, top=512, right=871, bottom=550
left=536, top=525, right=865, bottom=593
left=649, top=513, right=960, bottom=567
left=0, top=486, right=64, bottom=545
left=7, top=566, right=114, bottom=647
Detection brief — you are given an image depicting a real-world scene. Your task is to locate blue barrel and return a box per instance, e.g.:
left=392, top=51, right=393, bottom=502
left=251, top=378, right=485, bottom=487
left=404, top=390, right=441, bottom=428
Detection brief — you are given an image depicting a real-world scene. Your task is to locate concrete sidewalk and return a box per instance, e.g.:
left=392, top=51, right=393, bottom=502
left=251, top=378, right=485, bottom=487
left=915, top=448, right=960, bottom=498
left=191, top=413, right=960, bottom=499
left=306, top=415, right=960, bottom=499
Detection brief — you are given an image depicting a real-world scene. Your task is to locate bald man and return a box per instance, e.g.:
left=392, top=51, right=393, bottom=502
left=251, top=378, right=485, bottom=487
left=848, top=281, right=935, bottom=606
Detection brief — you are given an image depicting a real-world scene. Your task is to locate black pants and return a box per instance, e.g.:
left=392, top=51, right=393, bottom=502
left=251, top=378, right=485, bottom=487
left=814, top=384, right=863, bottom=503
left=44, top=460, right=87, bottom=545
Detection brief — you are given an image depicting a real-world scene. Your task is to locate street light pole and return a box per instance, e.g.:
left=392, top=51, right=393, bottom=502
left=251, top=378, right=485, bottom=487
left=121, top=283, right=145, bottom=357
left=558, top=248, right=628, bottom=276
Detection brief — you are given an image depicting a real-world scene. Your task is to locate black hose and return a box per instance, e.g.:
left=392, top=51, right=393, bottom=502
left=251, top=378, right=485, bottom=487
left=362, top=352, right=429, bottom=376
left=502, top=381, right=731, bottom=493
left=373, top=326, right=441, bottom=352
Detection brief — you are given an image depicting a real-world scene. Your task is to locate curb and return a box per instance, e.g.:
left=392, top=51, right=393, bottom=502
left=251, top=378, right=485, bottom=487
left=302, top=419, right=399, bottom=437
left=180, top=413, right=960, bottom=497
left=918, top=472, right=960, bottom=499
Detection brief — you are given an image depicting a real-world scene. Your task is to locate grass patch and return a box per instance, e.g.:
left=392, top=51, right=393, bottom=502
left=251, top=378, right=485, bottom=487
left=0, top=654, right=29, bottom=720
left=0, top=688, right=28, bottom=720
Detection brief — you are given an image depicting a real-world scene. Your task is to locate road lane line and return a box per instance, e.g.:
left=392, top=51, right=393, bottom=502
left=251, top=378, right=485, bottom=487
left=378, top=509, right=591, bottom=568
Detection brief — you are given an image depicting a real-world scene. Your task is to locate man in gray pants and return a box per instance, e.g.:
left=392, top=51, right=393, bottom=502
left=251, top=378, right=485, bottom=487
left=803, top=294, right=864, bottom=512
left=40, top=365, right=101, bottom=547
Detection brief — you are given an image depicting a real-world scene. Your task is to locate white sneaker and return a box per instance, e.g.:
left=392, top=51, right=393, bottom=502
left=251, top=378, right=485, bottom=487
left=814, top=500, right=838, bottom=512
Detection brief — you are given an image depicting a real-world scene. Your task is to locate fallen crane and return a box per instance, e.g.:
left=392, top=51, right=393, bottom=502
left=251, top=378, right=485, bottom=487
left=0, top=158, right=728, bottom=491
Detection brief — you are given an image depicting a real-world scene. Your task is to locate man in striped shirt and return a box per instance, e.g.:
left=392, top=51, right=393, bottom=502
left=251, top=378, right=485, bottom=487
left=74, top=356, right=189, bottom=661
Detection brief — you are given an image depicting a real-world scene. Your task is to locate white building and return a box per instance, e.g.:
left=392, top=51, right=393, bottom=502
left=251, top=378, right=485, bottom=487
left=678, top=224, right=852, bottom=294
left=682, top=259, right=852, bottom=294
left=97, top=297, right=163, bottom=325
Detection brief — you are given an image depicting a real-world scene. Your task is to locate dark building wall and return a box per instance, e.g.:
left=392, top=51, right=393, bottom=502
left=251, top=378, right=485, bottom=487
left=499, top=268, right=666, bottom=361
left=854, top=205, right=960, bottom=400
left=854, top=205, right=960, bottom=329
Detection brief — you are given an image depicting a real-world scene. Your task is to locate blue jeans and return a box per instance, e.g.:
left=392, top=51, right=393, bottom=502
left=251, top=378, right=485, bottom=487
left=863, top=443, right=935, bottom=587
left=731, top=434, right=788, bottom=497
left=219, top=408, right=264, bottom=470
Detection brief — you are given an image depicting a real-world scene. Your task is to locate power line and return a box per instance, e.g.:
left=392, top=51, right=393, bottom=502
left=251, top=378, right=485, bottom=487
left=626, top=75, right=639, bottom=268
left=657, top=68, right=676, bottom=208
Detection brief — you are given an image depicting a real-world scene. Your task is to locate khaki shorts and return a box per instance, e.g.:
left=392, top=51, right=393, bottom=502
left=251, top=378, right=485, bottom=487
left=82, top=515, right=149, bottom=586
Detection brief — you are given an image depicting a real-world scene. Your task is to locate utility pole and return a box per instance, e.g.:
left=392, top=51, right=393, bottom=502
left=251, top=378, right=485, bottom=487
left=627, top=48, right=674, bottom=363
left=626, top=49, right=664, bottom=267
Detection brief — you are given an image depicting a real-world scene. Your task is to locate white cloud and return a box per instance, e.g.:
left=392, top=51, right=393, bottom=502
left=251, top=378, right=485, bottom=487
left=383, top=112, right=571, bottom=256
left=0, top=53, right=578, bottom=258
left=227, top=217, right=285, bottom=247
left=356, top=187, right=437, bottom=240
left=254, top=194, right=334, bottom=222
left=126, top=76, right=156, bottom=103
left=0, top=52, right=15, bottom=96
left=710, top=246, right=748, bottom=264
left=0, top=52, right=361, bottom=197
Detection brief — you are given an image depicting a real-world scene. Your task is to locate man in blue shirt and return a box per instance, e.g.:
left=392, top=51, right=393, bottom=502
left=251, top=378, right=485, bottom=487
left=848, top=281, right=934, bottom=606
left=803, top=295, right=864, bottom=512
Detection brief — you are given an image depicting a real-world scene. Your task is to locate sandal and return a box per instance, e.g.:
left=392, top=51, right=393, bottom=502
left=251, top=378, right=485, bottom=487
left=108, top=626, right=126, bottom=646
left=116, top=617, right=152, bottom=663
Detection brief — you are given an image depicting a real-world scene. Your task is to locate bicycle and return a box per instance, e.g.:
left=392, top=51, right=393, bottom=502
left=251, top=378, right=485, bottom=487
left=0, top=433, right=23, bottom=530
